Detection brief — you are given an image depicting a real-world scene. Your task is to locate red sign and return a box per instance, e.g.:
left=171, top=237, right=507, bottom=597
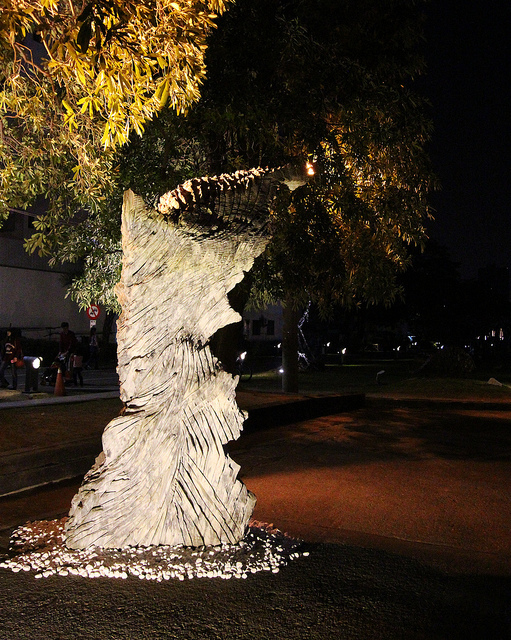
left=86, top=304, right=101, bottom=320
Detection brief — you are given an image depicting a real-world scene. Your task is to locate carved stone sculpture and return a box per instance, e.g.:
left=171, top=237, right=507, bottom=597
left=65, top=169, right=276, bottom=549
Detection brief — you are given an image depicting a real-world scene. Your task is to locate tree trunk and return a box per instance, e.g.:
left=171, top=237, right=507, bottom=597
left=65, top=171, right=275, bottom=549
left=101, top=311, right=115, bottom=347
left=282, top=298, right=300, bottom=393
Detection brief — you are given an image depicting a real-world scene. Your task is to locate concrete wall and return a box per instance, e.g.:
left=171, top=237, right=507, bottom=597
left=0, top=265, right=90, bottom=338
left=243, top=303, right=283, bottom=341
left=0, top=212, right=91, bottom=339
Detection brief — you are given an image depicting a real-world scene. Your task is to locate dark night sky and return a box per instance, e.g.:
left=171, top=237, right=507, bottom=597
left=422, top=0, right=510, bottom=279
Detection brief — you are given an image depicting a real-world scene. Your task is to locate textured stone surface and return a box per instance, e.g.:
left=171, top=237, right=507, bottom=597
left=65, top=170, right=276, bottom=549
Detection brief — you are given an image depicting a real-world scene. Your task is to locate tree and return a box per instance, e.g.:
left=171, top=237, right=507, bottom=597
left=167, top=0, right=436, bottom=390
left=62, top=0, right=436, bottom=392
left=2, top=0, right=436, bottom=393
left=0, top=0, right=233, bottom=255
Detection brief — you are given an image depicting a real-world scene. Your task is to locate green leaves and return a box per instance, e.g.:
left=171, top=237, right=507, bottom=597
left=206, top=0, right=436, bottom=314
left=0, top=0, right=235, bottom=309
left=0, top=0, right=435, bottom=318
left=1, top=1, right=234, bottom=158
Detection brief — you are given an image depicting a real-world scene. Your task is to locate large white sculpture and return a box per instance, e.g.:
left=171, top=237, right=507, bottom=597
left=65, top=169, right=276, bottom=549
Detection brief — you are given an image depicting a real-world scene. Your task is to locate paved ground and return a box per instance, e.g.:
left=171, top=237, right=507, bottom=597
left=234, top=401, right=511, bottom=576
left=0, top=371, right=510, bottom=638
left=1, top=537, right=509, bottom=640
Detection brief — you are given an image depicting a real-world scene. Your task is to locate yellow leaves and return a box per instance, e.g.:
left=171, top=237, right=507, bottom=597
left=155, top=77, right=171, bottom=108
left=60, top=98, right=77, bottom=131
left=102, top=70, right=115, bottom=93
left=24, top=231, right=50, bottom=258
left=131, top=118, right=145, bottom=137
left=206, top=1, right=229, bottom=13
left=39, top=0, right=59, bottom=10
left=64, top=41, right=79, bottom=62
left=100, top=121, right=111, bottom=148
left=75, top=64, right=87, bottom=87
left=1, top=0, right=235, bottom=159
left=77, top=95, right=100, bottom=118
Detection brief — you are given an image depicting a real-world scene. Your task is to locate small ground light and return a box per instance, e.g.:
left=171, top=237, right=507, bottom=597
left=306, top=162, right=315, bottom=176
left=376, top=370, right=385, bottom=385
left=23, top=356, right=42, bottom=393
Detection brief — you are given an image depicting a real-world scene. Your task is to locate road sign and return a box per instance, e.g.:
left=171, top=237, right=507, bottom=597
left=86, top=304, right=101, bottom=320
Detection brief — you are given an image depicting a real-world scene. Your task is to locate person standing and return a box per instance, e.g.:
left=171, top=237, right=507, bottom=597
left=72, top=344, right=84, bottom=387
left=58, top=322, right=77, bottom=378
left=87, top=326, right=99, bottom=369
left=0, top=328, right=23, bottom=390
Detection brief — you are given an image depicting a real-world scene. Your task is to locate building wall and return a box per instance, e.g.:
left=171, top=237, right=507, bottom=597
left=243, top=303, right=283, bottom=341
left=0, top=211, right=91, bottom=339
left=0, top=265, right=90, bottom=338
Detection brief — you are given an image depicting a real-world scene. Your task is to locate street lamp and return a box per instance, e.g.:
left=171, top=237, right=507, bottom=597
left=281, top=162, right=316, bottom=191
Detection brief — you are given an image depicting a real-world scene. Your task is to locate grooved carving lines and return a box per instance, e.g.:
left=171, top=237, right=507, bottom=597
left=65, top=169, right=276, bottom=549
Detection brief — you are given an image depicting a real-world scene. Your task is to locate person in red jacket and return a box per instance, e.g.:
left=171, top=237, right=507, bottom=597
left=0, top=328, right=23, bottom=390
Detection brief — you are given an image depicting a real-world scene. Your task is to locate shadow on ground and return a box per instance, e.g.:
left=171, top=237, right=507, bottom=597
left=1, top=542, right=510, bottom=639
left=230, top=404, right=511, bottom=474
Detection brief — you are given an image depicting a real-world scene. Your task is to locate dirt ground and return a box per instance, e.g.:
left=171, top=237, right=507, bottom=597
left=2, top=396, right=510, bottom=576
left=1, top=395, right=511, bottom=638
left=230, top=399, right=511, bottom=576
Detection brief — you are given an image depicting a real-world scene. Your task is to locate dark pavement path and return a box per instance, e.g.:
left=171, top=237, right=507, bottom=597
left=232, top=401, right=511, bottom=577
left=1, top=384, right=511, bottom=638
left=1, top=538, right=509, bottom=640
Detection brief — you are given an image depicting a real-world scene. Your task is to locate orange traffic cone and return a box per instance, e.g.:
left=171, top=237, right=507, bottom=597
left=54, top=369, right=66, bottom=396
